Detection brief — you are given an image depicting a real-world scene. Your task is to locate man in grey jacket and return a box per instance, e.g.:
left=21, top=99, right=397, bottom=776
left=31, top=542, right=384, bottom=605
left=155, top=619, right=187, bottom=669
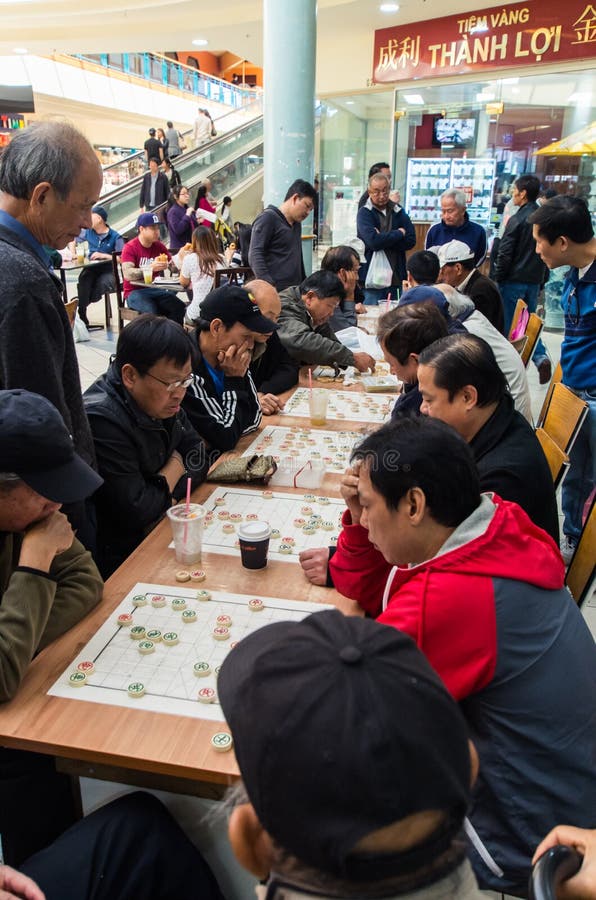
left=278, top=271, right=375, bottom=372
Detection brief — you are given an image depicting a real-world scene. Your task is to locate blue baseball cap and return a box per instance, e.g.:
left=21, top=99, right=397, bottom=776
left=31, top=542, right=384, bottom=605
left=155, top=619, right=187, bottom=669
left=137, top=213, right=160, bottom=228
left=399, top=285, right=449, bottom=313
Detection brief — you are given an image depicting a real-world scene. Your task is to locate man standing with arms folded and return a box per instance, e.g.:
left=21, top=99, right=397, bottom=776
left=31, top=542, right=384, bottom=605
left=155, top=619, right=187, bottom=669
left=249, top=178, right=317, bottom=290
left=531, top=195, right=596, bottom=562
left=357, top=173, right=415, bottom=305
left=493, top=174, right=551, bottom=382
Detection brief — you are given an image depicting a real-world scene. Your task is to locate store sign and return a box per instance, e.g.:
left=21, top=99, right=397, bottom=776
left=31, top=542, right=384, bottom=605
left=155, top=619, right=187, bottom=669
left=373, top=0, right=596, bottom=82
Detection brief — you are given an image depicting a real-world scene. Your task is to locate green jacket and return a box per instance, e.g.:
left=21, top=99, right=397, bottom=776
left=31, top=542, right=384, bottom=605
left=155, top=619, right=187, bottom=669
left=0, top=532, right=103, bottom=702
left=277, top=286, right=355, bottom=369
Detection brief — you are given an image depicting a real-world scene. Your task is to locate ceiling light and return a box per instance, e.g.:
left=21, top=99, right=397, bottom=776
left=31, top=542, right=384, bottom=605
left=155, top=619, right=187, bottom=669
left=192, top=38, right=208, bottom=47
left=403, top=93, right=424, bottom=105
left=380, top=3, right=399, bottom=12
left=345, top=100, right=354, bottom=105
left=13, top=47, right=28, bottom=54
left=476, top=92, right=495, bottom=101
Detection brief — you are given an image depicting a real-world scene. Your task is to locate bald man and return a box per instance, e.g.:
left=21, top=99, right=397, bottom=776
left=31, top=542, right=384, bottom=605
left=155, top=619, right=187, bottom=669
left=247, top=279, right=299, bottom=415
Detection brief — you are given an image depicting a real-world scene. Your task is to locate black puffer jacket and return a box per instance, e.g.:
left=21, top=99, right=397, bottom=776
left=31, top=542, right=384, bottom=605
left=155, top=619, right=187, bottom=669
left=84, top=363, right=209, bottom=576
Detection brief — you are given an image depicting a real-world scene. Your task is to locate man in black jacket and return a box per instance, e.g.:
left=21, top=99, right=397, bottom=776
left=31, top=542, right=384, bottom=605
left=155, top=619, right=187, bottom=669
left=84, top=315, right=209, bottom=577
left=247, top=279, right=299, bottom=415
left=493, top=175, right=551, bottom=381
left=183, top=285, right=275, bottom=451
left=417, top=332, right=559, bottom=543
left=139, top=157, right=170, bottom=213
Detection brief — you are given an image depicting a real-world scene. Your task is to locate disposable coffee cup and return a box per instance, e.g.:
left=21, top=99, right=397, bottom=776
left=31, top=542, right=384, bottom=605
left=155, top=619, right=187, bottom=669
left=167, top=503, right=205, bottom=565
left=309, top=389, right=328, bottom=427
left=237, top=521, right=271, bottom=570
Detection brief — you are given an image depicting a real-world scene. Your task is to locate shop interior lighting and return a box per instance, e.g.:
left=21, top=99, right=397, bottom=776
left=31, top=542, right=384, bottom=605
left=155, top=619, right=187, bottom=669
left=403, top=93, right=425, bottom=105
left=192, top=39, right=209, bottom=47
left=13, top=47, right=28, bottom=53
left=380, top=3, right=400, bottom=12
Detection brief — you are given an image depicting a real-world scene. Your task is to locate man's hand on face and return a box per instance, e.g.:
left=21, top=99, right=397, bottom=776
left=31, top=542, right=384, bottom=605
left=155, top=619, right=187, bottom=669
left=18, top=511, right=75, bottom=574
left=299, top=546, right=330, bottom=585
left=339, top=461, right=363, bottom=525
left=217, top=341, right=252, bottom=378
left=352, top=352, right=376, bottom=373
left=258, top=393, right=284, bottom=415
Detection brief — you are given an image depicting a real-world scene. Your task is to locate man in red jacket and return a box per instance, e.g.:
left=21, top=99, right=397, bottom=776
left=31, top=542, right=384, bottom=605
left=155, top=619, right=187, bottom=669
left=329, top=415, right=596, bottom=895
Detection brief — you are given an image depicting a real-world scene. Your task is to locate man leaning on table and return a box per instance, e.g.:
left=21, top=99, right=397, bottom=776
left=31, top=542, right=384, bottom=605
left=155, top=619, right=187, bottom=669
left=0, top=388, right=103, bottom=867
left=121, top=213, right=184, bottom=324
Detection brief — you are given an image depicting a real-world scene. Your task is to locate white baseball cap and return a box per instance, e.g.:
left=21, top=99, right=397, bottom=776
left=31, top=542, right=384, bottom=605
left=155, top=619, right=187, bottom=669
left=438, top=240, right=475, bottom=266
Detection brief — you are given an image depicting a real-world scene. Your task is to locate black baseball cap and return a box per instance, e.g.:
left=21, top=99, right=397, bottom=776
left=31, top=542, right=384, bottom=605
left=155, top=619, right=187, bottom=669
left=199, top=285, right=278, bottom=334
left=219, top=609, right=471, bottom=881
left=0, top=390, right=103, bottom=503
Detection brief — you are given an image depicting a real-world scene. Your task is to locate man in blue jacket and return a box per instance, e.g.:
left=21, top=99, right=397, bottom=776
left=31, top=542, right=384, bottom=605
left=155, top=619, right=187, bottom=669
left=531, top=195, right=596, bottom=563
left=425, top=189, right=487, bottom=267
left=357, top=173, right=415, bottom=305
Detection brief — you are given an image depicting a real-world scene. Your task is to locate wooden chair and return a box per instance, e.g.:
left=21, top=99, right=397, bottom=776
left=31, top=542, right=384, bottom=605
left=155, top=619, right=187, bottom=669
left=520, top=312, right=544, bottom=367
left=542, top=382, right=588, bottom=456
left=535, top=427, right=569, bottom=490
left=510, top=335, right=528, bottom=357
left=214, top=266, right=254, bottom=288
left=565, top=496, right=596, bottom=606
left=111, top=252, right=140, bottom=331
left=507, top=298, right=528, bottom=340
left=536, top=361, right=563, bottom=428
left=64, top=298, right=78, bottom=327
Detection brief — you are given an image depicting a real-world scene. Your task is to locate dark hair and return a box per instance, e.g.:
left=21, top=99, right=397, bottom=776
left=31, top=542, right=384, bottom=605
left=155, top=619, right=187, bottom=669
left=299, top=270, right=346, bottom=301
left=515, top=175, right=540, bottom=202
left=406, top=251, right=440, bottom=285
left=351, top=417, right=480, bottom=527
left=166, top=121, right=173, bottom=128
left=529, top=195, right=594, bottom=244
left=368, top=162, right=390, bottom=178
left=540, top=188, right=558, bottom=200
left=222, top=196, right=232, bottom=206
left=170, top=184, right=186, bottom=202
left=115, top=314, right=193, bottom=376
left=320, top=245, right=360, bottom=275
left=284, top=179, right=317, bottom=202
left=377, top=303, right=448, bottom=365
left=148, top=156, right=161, bottom=166
left=236, top=222, right=252, bottom=266
left=0, top=122, right=95, bottom=202
left=418, top=333, right=507, bottom=407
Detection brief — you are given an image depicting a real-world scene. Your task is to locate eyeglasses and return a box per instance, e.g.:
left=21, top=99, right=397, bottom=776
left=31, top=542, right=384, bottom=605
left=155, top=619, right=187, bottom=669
left=370, top=189, right=389, bottom=196
left=145, top=372, right=194, bottom=392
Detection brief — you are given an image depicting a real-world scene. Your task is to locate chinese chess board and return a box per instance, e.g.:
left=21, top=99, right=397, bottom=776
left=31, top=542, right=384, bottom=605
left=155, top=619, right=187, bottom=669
left=241, top=425, right=362, bottom=473
left=282, top=387, right=395, bottom=423
left=199, top=486, right=345, bottom=563
left=48, top=583, right=333, bottom=720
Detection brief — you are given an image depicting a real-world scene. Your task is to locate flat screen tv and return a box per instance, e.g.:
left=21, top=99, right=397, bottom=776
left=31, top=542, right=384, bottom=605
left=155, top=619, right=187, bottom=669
left=434, top=118, right=476, bottom=147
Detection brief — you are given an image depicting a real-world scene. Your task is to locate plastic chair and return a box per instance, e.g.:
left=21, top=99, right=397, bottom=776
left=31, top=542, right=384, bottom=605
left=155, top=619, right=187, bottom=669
left=530, top=845, right=583, bottom=900
left=535, top=428, right=569, bottom=490
left=536, top=361, right=563, bottom=428
left=508, top=298, right=529, bottom=340
left=565, top=495, right=596, bottom=606
left=213, top=266, right=254, bottom=288
left=111, top=252, right=140, bottom=331
left=520, top=312, right=544, bottom=367
left=542, top=382, right=588, bottom=456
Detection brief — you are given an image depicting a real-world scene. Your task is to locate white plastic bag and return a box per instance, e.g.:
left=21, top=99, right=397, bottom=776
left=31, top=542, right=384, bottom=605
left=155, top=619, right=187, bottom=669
left=73, top=312, right=90, bottom=343
left=365, top=250, right=393, bottom=289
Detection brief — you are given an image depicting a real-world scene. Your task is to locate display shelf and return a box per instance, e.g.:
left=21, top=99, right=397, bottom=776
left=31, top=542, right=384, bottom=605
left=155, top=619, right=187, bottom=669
left=405, top=157, right=496, bottom=229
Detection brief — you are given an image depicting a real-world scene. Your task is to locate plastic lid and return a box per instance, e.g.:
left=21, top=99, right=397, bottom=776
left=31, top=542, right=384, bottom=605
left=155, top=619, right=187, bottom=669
left=238, top=521, right=271, bottom=540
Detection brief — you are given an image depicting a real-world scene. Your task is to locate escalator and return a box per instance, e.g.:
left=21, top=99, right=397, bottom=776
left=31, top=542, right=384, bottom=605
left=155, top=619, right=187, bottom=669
left=98, top=111, right=263, bottom=238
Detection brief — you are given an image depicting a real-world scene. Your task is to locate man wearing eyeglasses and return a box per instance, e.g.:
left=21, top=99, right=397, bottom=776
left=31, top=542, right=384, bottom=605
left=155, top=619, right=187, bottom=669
left=84, top=314, right=210, bottom=578
left=357, top=173, right=416, bottom=306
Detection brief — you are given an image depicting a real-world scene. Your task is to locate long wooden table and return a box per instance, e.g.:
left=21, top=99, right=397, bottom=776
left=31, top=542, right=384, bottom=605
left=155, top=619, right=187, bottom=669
left=0, top=384, right=377, bottom=796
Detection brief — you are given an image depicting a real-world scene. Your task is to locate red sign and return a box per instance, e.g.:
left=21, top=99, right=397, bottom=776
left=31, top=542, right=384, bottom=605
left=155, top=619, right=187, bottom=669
left=373, top=0, right=596, bottom=83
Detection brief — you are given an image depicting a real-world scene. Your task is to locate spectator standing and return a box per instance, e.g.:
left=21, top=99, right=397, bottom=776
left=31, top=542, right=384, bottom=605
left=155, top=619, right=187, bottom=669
left=357, top=173, right=416, bottom=305
left=249, top=178, right=317, bottom=290
left=356, top=161, right=399, bottom=209
left=179, top=226, right=227, bottom=320
left=425, top=188, right=487, bottom=266
left=166, top=185, right=197, bottom=252
left=74, top=204, right=123, bottom=328
left=193, top=107, right=212, bottom=147
left=162, top=157, right=181, bottom=191
left=531, top=196, right=596, bottom=562
left=156, top=127, right=169, bottom=161
left=121, top=213, right=184, bottom=324
left=139, top=157, right=170, bottom=214
left=164, top=120, right=183, bottom=159
left=194, top=181, right=217, bottom=229
left=493, top=174, right=551, bottom=382
left=143, top=127, right=163, bottom=165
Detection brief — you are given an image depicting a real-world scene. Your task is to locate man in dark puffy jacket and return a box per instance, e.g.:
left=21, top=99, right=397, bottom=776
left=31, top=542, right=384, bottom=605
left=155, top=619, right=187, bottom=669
left=84, top=314, right=209, bottom=577
left=493, top=174, right=551, bottom=382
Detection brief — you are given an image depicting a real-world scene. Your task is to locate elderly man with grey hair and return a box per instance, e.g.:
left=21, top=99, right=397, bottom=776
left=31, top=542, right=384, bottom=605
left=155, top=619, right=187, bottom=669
left=0, top=121, right=102, bottom=547
left=425, top=188, right=487, bottom=267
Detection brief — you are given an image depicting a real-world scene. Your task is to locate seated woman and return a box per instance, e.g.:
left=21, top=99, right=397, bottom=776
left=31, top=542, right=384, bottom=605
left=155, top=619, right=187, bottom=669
left=167, top=185, right=198, bottom=252
left=179, top=226, right=226, bottom=321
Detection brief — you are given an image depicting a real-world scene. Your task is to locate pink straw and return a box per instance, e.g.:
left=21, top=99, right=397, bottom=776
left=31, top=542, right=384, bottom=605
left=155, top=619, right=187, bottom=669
left=308, top=367, right=313, bottom=397
left=385, top=292, right=391, bottom=312
left=183, top=476, right=192, bottom=546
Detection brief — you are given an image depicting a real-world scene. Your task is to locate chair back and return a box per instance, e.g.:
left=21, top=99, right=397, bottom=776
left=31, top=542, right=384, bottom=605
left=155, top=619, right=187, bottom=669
left=64, top=298, right=78, bottom=327
left=510, top=335, right=528, bottom=357
left=520, top=312, right=544, bottom=366
left=536, top=361, right=563, bottom=427
left=529, top=845, right=583, bottom=900
left=535, top=428, right=569, bottom=489
left=542, top=382, right=588, bottom=455
left=112, top=252, right=140, bottom=330
left=565, top=495, right=596, bottom=606
left=508, top=298, right=529, bottom=340
left=213, top=266, right=254, bottom=288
